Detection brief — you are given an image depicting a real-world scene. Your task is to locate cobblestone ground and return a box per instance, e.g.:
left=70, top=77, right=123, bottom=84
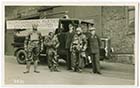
left=4, top=56, right=134, bottom=85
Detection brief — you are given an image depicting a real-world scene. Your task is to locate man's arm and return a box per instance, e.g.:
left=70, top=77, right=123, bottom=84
left=82, top=35, right=88, bottom=51
left=54, top=35, right=60, bottom=49
left=37, top=32, right=43, bottom=51
left=24, top=34, right=30, bottom=51
left=96, top=34, right=101, bottom=48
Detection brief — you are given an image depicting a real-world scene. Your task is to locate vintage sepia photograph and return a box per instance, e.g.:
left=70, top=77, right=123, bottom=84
left=4, top=5, right=136, bottom=85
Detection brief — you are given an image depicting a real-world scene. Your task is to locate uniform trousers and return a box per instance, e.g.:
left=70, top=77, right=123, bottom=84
left=90, top=53, right=101, bottom=73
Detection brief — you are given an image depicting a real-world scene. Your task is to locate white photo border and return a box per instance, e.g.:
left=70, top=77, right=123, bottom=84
left=1, top=1, right=139, bottom=88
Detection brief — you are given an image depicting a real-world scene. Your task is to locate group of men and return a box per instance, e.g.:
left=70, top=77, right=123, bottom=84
left=65, top=23, right=101, bottom=74
left=23, top=23, right=101, bottom=75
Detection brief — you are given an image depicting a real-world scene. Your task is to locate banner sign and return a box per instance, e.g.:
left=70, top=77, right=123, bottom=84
left=7, top=19, right=59, bottom=29
left=6, top=19, right=59, bottom=36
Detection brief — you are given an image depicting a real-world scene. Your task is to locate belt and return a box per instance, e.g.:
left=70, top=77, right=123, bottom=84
left=30, top=40, right=39, bottom=42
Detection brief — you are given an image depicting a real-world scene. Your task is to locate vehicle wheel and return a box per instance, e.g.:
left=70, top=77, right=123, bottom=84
left=16, top=49, right=27, bottom=64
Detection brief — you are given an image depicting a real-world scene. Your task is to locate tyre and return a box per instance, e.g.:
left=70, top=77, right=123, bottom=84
left=16, top=49, right=27, bottom=64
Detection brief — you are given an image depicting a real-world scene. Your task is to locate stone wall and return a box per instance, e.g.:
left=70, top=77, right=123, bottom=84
left=102, top=6, right=135, bottom=54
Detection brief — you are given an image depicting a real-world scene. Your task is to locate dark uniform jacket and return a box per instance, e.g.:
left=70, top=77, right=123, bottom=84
left=87, top=34, right=101, bottom=54
left=65, top=32, right=75, bottom=49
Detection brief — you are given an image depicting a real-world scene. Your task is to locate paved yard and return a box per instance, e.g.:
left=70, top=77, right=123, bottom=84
left=5, top=56, right=134, bottom=85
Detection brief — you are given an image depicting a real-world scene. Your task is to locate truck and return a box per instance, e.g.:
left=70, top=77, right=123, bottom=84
left=6, top=18, right=113, bottom=64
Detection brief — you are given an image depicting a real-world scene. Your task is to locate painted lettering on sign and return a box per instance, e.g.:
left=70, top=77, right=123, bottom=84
left=6, top=19, right=59, bottom=36
left=7, top=19, right=59, bottom=29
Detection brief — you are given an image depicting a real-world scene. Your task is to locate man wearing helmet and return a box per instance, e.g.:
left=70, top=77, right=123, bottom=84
left=24, top=24, right=43, bottom=74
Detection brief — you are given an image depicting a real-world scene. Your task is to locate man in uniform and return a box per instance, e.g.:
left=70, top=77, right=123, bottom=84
left=70, top=27, right=87, bottom=72
left=24, top=24, right=43, bottom=74
left=44, top=32, right=60, bottom=72
left=65, top=24, right=75, bottom=70
left=88, top=26, right=101, bottom=74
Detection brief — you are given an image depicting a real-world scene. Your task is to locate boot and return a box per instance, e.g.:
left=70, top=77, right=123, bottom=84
left=23, top=71, right=29, bottom=74
left=54, top=66, right=60, bottom=72
left=34, top=70, right=40, bottom=73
